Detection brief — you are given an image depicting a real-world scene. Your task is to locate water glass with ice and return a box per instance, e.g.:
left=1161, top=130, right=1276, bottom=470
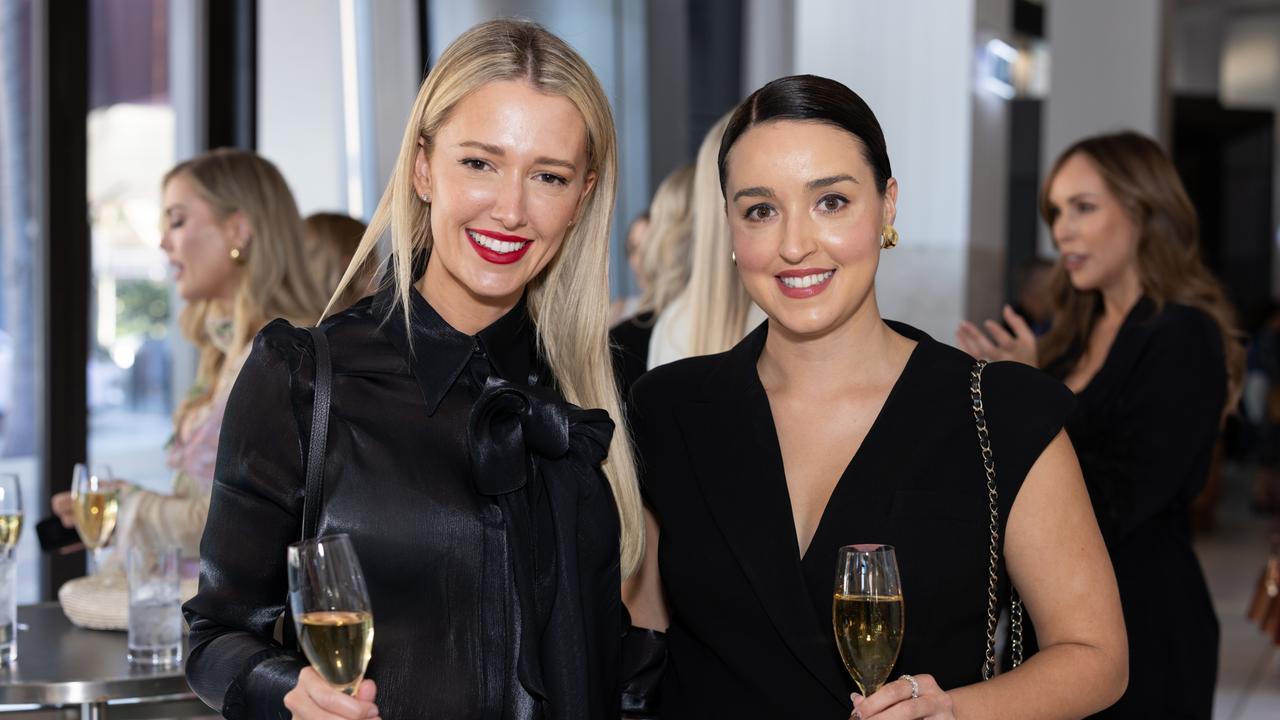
left=127, top=546, right=183, bottom=666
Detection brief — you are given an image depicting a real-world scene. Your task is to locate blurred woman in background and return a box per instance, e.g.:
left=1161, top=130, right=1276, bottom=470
left=53, top=149, right=329, bottom=583
left=957, top=131, right=1243, bottom=718
left=304, top=212, right=374, bottom=312
left=611, top=162, right=695, bottom=395
left=646, top=114, right=767, bottom=368
left=610, top=212, right=651, bottom=325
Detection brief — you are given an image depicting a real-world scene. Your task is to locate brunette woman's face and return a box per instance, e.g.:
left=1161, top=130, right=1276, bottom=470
left=724, top=119, right=896, bottom=338
left=1045, top=152, right=1140, bottom=293
left=159, top=174, right=247, bottom=303
left=414, top=79, right=596, bottom=312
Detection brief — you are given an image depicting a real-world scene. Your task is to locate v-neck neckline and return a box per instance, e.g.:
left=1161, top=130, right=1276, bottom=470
left=745, top=324, right=924, bottom=563
left=1067, top=296, right=1153, bottom=397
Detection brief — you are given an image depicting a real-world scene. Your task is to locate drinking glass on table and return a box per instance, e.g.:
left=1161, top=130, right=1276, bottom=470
left=0, top=473, right=22, bottom=665
left=71, top=463, right=119, bottom=575
left=287, top=534, right=374, bottom=694
left=833, top=544, right=905, bottom=696
left=127, top=546, right=183, bottom=666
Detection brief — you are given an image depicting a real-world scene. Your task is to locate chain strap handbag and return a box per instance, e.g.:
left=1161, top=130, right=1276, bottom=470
left=970, top=360, right=1024, bottom=680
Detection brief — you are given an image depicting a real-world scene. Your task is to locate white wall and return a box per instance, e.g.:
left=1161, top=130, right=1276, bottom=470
left=1042, top=0, right=1166, bottom=172
left=794, top=0, right=976, bottom=340
left=257, top=0, right=347, bottom=215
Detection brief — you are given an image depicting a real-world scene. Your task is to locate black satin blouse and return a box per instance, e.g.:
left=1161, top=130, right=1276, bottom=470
left=184, top=284, right=621, bottom=720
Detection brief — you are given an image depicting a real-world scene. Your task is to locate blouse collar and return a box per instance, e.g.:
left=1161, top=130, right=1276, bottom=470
left=372, top=280, right=538, bottom=416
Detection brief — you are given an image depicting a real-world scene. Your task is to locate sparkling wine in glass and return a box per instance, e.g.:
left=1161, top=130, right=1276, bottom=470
left=288, top=534, right=374, bottom=694
left=833, top=544, right=905, bottom=695
left=0, top=474, right=23, bottom=555
left=71, top=463, right=119, bottom=574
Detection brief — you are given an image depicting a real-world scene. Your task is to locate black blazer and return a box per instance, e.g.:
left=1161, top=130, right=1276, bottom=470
left=630, top=321, right=1073, bottom=719
left=1047, top=299, right=1226, bottom=719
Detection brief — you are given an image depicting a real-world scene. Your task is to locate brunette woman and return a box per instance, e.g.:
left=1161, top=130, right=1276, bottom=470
left=626, top=75, right=1128, bottom=720
left=958, top=131, right=1242, bottom=718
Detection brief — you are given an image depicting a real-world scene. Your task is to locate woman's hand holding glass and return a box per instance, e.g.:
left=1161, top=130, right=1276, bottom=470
left=849, top=674, right=955, bottom=720
left=955, top=305, right=1038, bottom=367
left=284, top=667, right=378, bottom=720
left=286, top=534, right=377, bottom=718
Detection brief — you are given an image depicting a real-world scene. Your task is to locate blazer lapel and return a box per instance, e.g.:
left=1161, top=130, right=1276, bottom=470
left=675, top=327, right=851, bottom=704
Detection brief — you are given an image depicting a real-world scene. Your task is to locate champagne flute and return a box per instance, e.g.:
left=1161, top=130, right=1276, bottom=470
left=0, top=474, right=23, bottom=556
left=71, top=463, right=120, bottom=575
left=288, top=534, right=374, bottom=694
left=833, top=544, right=905, bottom=696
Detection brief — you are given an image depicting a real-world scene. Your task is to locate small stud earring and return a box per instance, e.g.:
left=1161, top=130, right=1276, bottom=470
left=229, top=247, right=245, bottom=264
left=731, top=251, right=737, bottom=265
left=419, top=192, right=431, bottom=204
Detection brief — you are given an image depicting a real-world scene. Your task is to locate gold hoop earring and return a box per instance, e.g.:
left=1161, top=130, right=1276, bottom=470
left=230, top=247, right=246, bottom=264
left=880, top=224, right=899, bottom=249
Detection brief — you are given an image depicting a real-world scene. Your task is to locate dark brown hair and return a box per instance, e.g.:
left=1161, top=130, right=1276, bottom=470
left=1038, top=131, right=1244, bottom=411
left=718, top=74, right=892, bottom=196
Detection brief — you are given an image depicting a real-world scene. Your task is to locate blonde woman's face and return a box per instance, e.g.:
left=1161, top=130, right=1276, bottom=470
left=415, top=79, right=596, bottom=317
left=724, top=120, right=895, bottom=339
left=1046, top=152, right=1140, bottom=294
left=160, top=174, right=246, bottom=303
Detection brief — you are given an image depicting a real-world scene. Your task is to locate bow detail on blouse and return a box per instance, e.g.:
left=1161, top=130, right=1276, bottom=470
left=466, top=377, right=622, bottom=719
left=468, top=377, right=613, bottom=495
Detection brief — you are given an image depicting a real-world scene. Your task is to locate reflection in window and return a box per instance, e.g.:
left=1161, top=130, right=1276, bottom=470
left=87, top=0, right=175, bottom=492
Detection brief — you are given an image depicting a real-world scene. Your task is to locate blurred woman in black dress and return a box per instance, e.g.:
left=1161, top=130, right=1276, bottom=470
left=184, top=19, right=643, bottom=720
left=958, top=131, right=1243, bottom=718
left=626, top=75, right=1127, bottom=720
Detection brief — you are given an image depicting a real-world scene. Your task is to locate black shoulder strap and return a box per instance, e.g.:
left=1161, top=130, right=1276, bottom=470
left=302, top=326, right=332, bottom=541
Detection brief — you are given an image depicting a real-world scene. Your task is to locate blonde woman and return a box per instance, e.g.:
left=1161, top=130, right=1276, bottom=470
left=610, top=162, right=695, bottom=394
left=646, top=115, right=768, bottom=368
left=184, top=19, right=643, bottom=720
left=52, top=149, right=326, bottom=582
left=303, top=212, right=374, bottom=312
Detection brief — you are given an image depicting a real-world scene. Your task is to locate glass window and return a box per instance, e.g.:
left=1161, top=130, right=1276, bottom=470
left=0, top=0, right=43, bottom=602
left=86, top=0, right=176, bottom=493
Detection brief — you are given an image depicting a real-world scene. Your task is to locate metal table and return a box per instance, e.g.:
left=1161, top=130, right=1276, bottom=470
left=0, top=604, right=212, bottom=719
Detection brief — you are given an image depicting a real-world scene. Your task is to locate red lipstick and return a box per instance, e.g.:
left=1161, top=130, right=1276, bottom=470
left=467, top=228, right=534, bottom=265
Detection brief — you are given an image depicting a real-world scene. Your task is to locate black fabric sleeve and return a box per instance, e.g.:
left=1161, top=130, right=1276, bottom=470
left=980, top=361, right=1077, bottom=522
left=1073, top=312, right=1226, bottom=545
left=620, top=376, right=670, bottom=714
left=183, top=320, right=314, bottom=719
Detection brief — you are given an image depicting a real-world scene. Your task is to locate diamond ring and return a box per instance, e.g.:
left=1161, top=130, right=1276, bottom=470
left=901, top=674, right=920, bottom=699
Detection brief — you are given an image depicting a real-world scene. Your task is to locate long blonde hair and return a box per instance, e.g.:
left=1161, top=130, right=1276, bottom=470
left=686, top=114, right=753, bottom=356
left=638, top=163, right=695, bottom=316
left=166, top=149, right=330, bottom=430
left=1038, top=131, right=1245, bottom=411
left=328, top=19, right=644, bottom=577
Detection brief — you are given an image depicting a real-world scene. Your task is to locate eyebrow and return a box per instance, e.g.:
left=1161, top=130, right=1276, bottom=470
left=807, top=174, right=857, bottom=190
left=457, top=140, right=577, bottom=171
left=1066, top=192, right=1098, bottom=203
left=732, top=186, right=775, bottom=202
